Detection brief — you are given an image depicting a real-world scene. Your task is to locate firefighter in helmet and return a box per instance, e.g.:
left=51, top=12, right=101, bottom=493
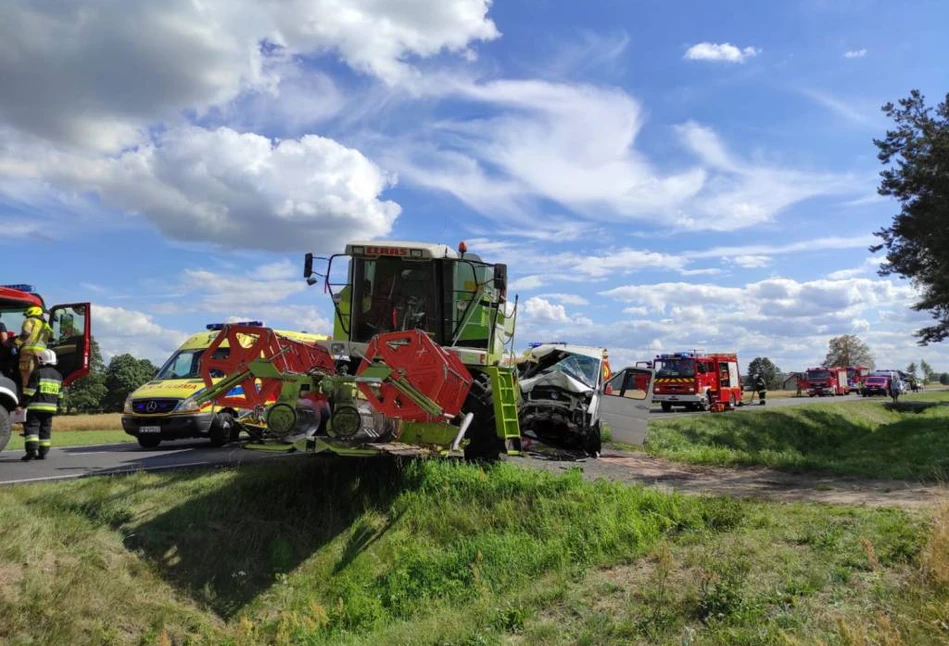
left=752, top=372, right=767, bottom=406
left=12, top=305, right=53, bottom=396
left=602, top=349, right=613, bottom=395
left=21, top=349, right=63, bottom=461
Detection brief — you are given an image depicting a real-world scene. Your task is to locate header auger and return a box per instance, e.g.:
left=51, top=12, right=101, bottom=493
left=191, top=240, right=523, bottom=461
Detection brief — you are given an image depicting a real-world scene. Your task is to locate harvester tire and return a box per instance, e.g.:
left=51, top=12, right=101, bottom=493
left=208, top=412, right=237, bottom=447
left=0, top=407, right=11, bottom=454
left=463, top=373, right=503, bottom=463
left=137, top=435, right=161, bottom=449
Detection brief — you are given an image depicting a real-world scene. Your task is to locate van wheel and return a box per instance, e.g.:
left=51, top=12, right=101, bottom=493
left=583, top=423, right=602, bottom=458
left=137, top=435, right=161, bottom=449
left=208, top=412, right=237, bottom=447
left=660, top=402, right=672, bottom=413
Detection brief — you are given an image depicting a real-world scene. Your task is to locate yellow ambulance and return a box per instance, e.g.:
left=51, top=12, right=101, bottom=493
left=121, top=321, right=329, bottom=448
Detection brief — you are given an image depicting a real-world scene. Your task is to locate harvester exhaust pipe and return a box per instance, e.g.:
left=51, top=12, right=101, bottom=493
left=450, top=412, right=475, bottom=452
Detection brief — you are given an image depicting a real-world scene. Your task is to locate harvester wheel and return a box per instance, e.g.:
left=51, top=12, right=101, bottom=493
left=208, top=412, right=237, bottom=447
left=137, top=435, right=161, bottom=449
left=462, top=373, right=503, bottom=463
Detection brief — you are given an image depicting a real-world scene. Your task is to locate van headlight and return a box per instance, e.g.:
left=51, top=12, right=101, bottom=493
left=175, top=397, right=200, bottom=413
left=123, top=396, right=134, bottom=414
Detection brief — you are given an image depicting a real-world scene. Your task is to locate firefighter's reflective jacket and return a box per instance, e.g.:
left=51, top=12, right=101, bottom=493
left=17, top=316, right=53, bottom=353
left=23, top=365, right=64, bottom=414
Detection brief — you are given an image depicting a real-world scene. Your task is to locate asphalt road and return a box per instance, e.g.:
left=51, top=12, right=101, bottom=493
left=0, top=439, right=304, bottom=486
left=0, top=392, right=892, bottom=486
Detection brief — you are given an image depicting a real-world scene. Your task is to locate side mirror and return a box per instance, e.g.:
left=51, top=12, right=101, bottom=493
left=494, top=263, right=508, bottom=293
left=303, top=252, right=314, bottom=279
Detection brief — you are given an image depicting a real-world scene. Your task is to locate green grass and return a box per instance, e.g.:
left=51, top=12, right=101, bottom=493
left=645, top=393, right=949, bottom=480
left=1, top=458, right=948, bottom=645
left=5, top=429, right=132, bottom=451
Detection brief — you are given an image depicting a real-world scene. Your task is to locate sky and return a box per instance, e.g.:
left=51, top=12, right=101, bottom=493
left=2, top=0, right=948, bottom=374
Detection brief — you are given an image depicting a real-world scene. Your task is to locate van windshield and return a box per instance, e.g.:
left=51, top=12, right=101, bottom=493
left=155, top=347, right=230, bottom=380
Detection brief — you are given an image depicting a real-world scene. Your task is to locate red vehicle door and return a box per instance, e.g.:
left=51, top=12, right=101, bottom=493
left=48, top=303, right=92, bottom=386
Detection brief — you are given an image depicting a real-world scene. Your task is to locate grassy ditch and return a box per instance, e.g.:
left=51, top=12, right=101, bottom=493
left=645, top=393, right=949, bottom=480
left=1, top=458, right=948, bottom=645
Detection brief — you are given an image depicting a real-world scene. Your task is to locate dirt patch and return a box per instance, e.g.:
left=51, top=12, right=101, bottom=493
left=512, top=449, right=949, bottom=508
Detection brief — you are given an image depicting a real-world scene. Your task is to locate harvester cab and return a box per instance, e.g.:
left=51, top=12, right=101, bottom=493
left=193, top=240, right=523, bottom=461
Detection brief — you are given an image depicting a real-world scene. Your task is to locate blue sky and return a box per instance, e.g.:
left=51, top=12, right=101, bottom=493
left=2, top=0, right=947, bottom=373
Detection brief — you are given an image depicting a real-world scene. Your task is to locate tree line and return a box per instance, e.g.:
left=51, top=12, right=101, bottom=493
left=63, top=338, right=159, bottom=414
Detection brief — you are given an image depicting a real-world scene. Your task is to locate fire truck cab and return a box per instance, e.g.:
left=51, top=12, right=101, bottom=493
left=652, top=351, right=742, bottom=412
left=805, top=366, right=850, bottom=397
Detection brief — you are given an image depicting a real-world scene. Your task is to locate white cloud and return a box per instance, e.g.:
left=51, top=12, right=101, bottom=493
left=684, top=42, right=760, bottom=63
left=799, top=89, right=878, bottom=127
left=0, top=0, right=498, bottom=152
left=17, top=126, right=401, bottom=252
left=523, top=297, right=571, bottom=323
left=389, top=81, right=857, bottom=233
left=509, top=275, right=545, bottom=292
left=93, top=305, right=188, bottom=363
left=540, top=293, right=590, bottom=306
left=730, top=255, right=771, bottom=268
left=844, top=49, right=867, bottom=58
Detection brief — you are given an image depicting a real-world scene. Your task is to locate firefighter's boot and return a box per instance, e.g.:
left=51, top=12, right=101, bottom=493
left=21, top=449, right=36, bottom=462
left=37, top=446, right=49, bottom=460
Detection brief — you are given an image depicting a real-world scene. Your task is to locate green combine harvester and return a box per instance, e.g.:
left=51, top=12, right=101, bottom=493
left=190, top=240, right=522, bottom=460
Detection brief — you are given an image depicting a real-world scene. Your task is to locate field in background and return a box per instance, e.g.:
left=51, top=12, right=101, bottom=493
left=1, top=459, right=947, bottom=645
left=56, top=413, right=123, bottom=431
left=645, top=392, right=949, bottom=480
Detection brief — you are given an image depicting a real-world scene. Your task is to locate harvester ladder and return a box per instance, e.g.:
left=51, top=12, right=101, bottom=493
left=490, top=368, right=522, bottom=454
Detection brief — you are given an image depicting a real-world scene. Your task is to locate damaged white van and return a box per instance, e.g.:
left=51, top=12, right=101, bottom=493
left=517, top=342, right=655, bottom=457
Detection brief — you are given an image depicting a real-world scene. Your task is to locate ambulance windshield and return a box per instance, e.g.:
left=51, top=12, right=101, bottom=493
left=656, top=358, right=695, bottom=378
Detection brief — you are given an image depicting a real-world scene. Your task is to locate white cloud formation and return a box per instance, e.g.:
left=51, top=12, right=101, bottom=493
left=387, top=80, right=857, bottom=232
left=9, top=126, right=400, bottom=252
left=684, top=42, right=760, bottom=63
left=540, top=293, right=590, bottom=306
left=93, top=305, right=189, bottom=363
left=844, top=49, right=868, bottom=58
left=524, top=297, right=571, bottom=323
left=730, top=255, right=771, bottom=268
left=0, top=0, right=498, bottom=151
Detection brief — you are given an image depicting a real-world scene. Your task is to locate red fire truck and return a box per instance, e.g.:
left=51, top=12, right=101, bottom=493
left=652, top=351, right=742, bottom=412
left=846, top=365, right=870, bottom=391
left=805, top=366, right=850, bottom=396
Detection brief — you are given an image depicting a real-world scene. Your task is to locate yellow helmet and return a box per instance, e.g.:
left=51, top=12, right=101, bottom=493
left=25, top=306, right=43, bottom=317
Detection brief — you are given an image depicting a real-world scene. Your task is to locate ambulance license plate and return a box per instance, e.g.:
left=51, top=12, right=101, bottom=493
left=139, top=426, right=161, bottom=434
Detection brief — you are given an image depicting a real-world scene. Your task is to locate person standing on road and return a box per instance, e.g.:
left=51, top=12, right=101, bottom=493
left=13, top=305, right=53, bottom=396
left=888, top=372, right=903, bottom=403
left=21, top=349, right=63, bottom=462
left=753, top=372, right=767, bottom=406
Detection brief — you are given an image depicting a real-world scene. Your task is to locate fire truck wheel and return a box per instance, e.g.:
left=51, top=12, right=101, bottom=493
left=463, top=373, right=503, bottom=463
left=137, top=435, right=161, bottom=449
left=728, top=394, right=736, bottom=409
left=660, top=402, right=672, bottom=413
left=208, top=412, right=237, bottom=447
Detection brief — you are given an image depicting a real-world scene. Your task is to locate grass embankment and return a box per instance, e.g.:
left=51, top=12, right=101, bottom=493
left=1, top=459, right=948, bottom=645
left=646, top=392, right=949, bottom=480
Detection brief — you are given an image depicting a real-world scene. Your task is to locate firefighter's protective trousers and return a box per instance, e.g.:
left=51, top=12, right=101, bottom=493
left=22, top=365, right=62, bottom=458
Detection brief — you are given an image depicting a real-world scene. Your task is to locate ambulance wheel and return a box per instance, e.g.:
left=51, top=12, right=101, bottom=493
left=137, top=435, right=161, bottom=449
left=463, top=373, right=503, bottom=463
left=208, top=412, right=237, bottom=447
left=660, top=402, right=672, bottom=413
left=0, top=407, right=11, bottom=454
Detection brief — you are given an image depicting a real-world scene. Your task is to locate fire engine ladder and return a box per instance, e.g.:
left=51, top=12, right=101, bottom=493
left=490, top=368, right=522, bottom=454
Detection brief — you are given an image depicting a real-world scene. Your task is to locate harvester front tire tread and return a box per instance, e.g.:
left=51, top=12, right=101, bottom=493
left=463, top=373, right=503, bottom=463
